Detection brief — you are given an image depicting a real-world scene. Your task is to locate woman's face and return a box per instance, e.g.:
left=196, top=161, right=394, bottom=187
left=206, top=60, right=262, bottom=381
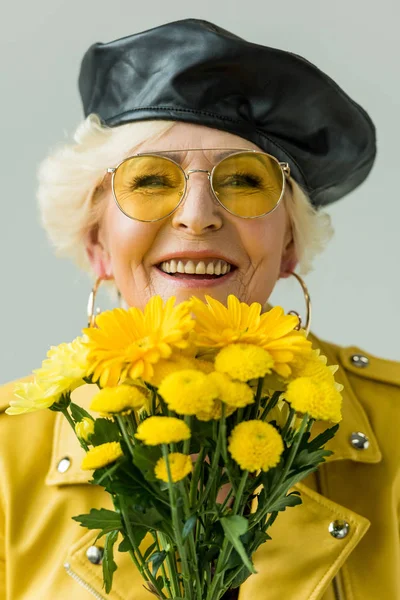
left=87, top=122, right=296, bottom=309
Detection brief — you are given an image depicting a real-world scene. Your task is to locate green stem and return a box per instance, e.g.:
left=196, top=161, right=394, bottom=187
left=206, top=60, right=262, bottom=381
left=259, top=391, right=281, bottom=421
left=232, top=470, right=249, bottom=514
left=183, top=416, right=192, bottom=455
left=158, top=532, right=180, bottom=598
left=253, top=377, right=264, bottom=418
left=280, top=407, right=296, bottom=440
left=61, top=408, right=89, bottom=451
left=179, top=480, right=202, bottom=600
left=153, top=532, right=172, bottom=597
left=190, top=446, right=206, bottom=506
left=116, top=415, right=135, bottom=457
left=118, top=496, right=166, bottom=598
left=162, top=445, right=192, bottom=599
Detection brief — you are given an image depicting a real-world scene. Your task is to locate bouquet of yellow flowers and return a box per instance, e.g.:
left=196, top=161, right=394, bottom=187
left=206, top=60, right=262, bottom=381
left=7, top=295, right=343, bottom=600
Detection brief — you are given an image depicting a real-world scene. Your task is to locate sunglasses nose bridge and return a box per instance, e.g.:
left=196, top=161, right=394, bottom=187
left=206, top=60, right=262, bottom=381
left=185, top=168, right=211, bottom=179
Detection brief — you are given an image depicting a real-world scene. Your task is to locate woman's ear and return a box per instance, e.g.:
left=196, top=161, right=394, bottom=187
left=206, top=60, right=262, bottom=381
left=85, top=224, right=113, bottom=279
left=279, top=229, right=298, bottom=279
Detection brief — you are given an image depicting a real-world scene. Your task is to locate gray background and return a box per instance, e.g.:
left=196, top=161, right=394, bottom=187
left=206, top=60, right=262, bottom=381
left=1, top=0, right=399, bottom=385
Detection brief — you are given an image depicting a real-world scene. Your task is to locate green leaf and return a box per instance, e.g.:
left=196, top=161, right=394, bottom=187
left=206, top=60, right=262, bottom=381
left=118, top=536, right=131, bottom=553
left=91, top=418, right=121, bottom=445
left=220, top=516, right=256, bottom=575
left=132, top=444, right=162, bottom=481
left=72, top=508, right=122, bottom=537
left=149, top=550, right=167, bottom=577
left=69, top=402, right=92, bottom=422
left=294, top=448, right=332, bottom=469
left=267, top=491, right=303, bottom=513
left=307, top=424, right=340, bottom=452
left=103, top=530, right=118, bottom=593
left=182, top=515, right=197, bottom=541
left=143, top=541, right=157, bottom=562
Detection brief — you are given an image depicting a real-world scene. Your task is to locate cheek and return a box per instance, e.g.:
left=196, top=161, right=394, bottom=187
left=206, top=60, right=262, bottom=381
left=102, top=200, right=159, bottom=288
left=238, top=211, right=287, bottom=268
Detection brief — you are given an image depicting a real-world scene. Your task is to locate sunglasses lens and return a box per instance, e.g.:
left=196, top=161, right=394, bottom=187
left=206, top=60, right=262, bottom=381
left=212, top=152, right=284, bottom=217
left=113, top=155, right=185, bottom=221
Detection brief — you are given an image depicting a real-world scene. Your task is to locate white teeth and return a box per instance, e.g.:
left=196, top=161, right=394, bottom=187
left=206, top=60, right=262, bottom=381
left=185, top=260, right=196, bottom=274
left=206, top=262, right=214, bottom=275
left=159, top=259, right=233, bottom=276
left=195, top=261, right=206, bottom=274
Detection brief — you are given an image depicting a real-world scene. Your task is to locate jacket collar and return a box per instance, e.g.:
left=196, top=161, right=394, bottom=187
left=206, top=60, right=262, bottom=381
left=45, top=333, right=382, bottom=487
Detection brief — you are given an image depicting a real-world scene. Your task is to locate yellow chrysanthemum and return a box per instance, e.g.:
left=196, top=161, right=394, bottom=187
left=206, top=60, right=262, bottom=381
left=215, top=344, right=274, bottom=382
left=90, top=384, right=147, bottom=415
left=75, top=417, right=95, bottom=442
left=284, top=377, right=342, bottom=423
left=6, top=378, right=61, bottom=415
left=228, top=420, right=284, bottom=472
left=289, top=349, right=344, bottom=392
left=208, top=372, right=254, bottom=408
left=135, top=416, right=191, bottom=445
left=190, top=295, right=312, bottom=378
left=145, top=355, right=197, bottom=387
left=81, top=441, right=123, bottom=470
left=158, top=370, right=218, bottom=416
left=154, top=452, right=192, bottom=482
left=196, top=399, right=237, bottom=421
left=82, top=296, right=195, bottom=387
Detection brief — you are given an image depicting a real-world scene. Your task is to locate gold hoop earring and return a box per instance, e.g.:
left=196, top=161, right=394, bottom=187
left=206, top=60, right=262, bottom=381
left=287, top=272, right=312, bottom=337
left=87, top=276, right=120, bottom=327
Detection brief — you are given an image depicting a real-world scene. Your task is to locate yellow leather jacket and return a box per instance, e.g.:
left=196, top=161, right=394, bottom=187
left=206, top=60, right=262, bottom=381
left=0, top=334, right=399, bottom=600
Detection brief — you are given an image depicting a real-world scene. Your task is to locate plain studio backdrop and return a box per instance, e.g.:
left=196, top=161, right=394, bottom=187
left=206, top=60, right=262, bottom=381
left=1, top=0, right=399, bottom=384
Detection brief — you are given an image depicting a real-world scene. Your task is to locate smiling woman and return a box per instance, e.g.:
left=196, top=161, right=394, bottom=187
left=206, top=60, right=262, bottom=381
left=1, top=17, right=400, bottom=600
left=37, top=116, right=332, bottom=309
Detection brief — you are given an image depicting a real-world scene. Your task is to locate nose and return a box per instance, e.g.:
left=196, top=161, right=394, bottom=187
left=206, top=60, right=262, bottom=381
left=171, top=171, right=223, bottom=234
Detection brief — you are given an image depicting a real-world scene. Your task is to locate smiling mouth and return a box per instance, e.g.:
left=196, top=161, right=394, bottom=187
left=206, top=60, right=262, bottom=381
left=156, top=258, right=236, bottom=279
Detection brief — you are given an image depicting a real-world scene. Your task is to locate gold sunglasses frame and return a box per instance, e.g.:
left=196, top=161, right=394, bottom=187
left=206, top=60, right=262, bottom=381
left=107, top=148, right=291, bottom=222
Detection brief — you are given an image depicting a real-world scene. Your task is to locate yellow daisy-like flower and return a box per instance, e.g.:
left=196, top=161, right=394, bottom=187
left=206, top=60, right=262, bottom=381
left=6, top=378, right=61, bottom=415
left=284, top=377, right=342, bottom=423
left=75, top=417, right=95, bottom=442
left=215, top=344, right=274, bottom=382
left=154, top=452, right=192, bottom=482
left=34, top=335, right=89, bottom=396
left=190, top=295, right=312, bottom=378
left=158, top=370, right=218, bottom=416
left=81, top=441, right=123, bottom=470
left=135, top=416, right=191, bottom=445
left=90, top=384, right=147, bottom=415
left=82, top=296, right=195, bottom=387
left=228, top=420, right=284, bottom=472
left=8, top=336, right=88, bottom=414
left=209, top=372, right=254, bottom=408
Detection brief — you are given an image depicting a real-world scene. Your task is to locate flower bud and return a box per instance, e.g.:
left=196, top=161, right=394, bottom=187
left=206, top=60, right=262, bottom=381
left=75, top=417, right=95, bottom=442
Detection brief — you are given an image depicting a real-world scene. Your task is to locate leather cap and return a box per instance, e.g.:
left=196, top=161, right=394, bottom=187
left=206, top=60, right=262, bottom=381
left=78, top=19, right=377, bottom=207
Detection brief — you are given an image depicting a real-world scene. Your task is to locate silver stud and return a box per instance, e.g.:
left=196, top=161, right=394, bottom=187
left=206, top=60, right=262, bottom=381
left=350, top=432, right=370, bottom=450
left=86, top=545, right=104, bottom=564
left=329, top=520, right=350, bottom=539
left=57, top=457, right=71, bottom=473
left=350, top=354, right=369, bottom=368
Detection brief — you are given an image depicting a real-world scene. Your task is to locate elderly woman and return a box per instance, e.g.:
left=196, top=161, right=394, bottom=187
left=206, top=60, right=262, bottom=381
left=0, top=18, right=399, bottom=600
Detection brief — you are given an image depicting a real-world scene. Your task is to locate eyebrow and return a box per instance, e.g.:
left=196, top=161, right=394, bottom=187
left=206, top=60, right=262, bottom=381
left=136, top=148, right=251, bottom=163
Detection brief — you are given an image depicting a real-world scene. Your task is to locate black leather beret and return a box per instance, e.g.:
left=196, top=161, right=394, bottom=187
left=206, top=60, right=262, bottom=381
left=78, top=19, right=376, bottom=207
